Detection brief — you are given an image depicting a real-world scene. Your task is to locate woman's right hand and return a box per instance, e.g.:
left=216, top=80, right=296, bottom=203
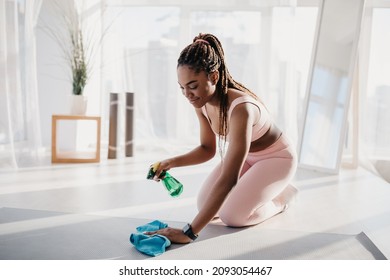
left=152, top=159, right=173, bottom=181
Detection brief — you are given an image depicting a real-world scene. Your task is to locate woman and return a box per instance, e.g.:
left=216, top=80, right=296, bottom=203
left=146, top=33, right=297, bottom=244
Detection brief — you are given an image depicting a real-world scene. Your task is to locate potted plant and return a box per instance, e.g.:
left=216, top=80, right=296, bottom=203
left=42, top=0, right=101, bottom=115
left=69, top=22, right=88, bottom=115
left=71, top=30, right=87, bottom=96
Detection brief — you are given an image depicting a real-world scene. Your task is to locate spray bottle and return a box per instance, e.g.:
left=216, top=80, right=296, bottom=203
left=147, top=162, right=183, bottom=197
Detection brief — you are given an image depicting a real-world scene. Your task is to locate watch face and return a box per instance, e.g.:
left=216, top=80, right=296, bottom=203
left=183, top=224, right=190, bottom=233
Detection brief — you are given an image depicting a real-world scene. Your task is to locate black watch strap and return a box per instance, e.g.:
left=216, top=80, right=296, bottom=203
left=182, top=223, right=198, bottom=241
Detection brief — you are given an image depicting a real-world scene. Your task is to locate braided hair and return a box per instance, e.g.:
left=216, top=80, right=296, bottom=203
left=177, top=33, right=258, bottom=156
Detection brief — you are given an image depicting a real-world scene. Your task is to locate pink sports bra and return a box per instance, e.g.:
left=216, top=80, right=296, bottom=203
left=201, top=96, right=272, bottom=142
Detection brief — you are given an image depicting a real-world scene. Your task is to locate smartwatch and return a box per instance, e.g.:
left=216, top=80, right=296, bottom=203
left=182, top=223, right=198, bottom=241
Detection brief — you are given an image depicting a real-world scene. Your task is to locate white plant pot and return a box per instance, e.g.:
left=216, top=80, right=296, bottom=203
left=69, top=95, right=88, bottom=115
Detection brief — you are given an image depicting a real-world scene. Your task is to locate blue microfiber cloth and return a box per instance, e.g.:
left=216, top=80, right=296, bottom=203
left=136, top=220, right=168, bottom=232
left=129, top=220, right=171, bottom=257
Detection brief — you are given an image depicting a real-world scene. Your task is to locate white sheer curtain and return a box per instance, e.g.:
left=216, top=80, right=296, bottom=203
left=0, top=0, right=43, bottom=170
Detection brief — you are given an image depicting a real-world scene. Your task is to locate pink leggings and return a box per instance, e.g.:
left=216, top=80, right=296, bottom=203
left=197, top=135, right=297, bottom=227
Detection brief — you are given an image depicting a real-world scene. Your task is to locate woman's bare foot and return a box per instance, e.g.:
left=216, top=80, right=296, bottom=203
left=273, top=184, right=298, bottom=211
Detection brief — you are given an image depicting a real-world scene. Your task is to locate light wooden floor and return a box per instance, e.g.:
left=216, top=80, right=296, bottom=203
left=1, top=155, right=389, bottom=259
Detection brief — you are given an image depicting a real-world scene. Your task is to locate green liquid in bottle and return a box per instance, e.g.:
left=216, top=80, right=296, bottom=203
left=147, top=166, right=183, bottom=197
left=161, top=172, right=183, bottom=197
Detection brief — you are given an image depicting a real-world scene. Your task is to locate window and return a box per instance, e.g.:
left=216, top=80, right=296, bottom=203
left=364, top=8, right=390, bottom=158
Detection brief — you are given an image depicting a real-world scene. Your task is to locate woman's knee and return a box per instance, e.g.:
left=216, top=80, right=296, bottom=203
left=219, top=209, right=249, bottom=227
left=219, top=200, right=280, bottom=227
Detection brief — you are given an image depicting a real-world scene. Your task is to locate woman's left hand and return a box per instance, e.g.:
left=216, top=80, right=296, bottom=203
left=145, top=227, right=192, bottom=244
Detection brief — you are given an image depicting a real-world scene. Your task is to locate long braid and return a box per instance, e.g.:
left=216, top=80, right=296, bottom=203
left=178, top=33, right=257, bottom=157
